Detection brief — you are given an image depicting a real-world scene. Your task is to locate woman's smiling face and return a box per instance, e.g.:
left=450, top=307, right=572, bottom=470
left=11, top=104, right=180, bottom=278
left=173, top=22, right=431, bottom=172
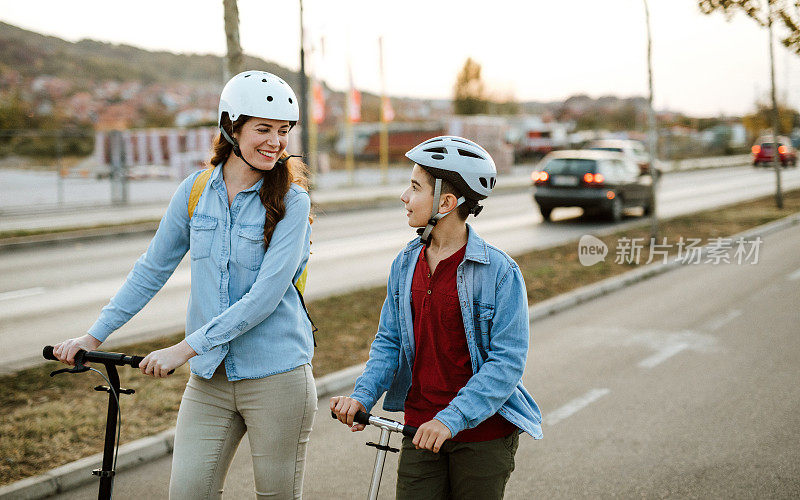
left=235, top=117, right=290, bottom=170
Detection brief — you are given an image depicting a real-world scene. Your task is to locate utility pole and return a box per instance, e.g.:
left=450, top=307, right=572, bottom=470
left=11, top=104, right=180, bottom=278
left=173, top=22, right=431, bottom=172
left=643, top=0, right=659, bottom=240
left=223, top=0, right=243, bottom=80
left=768, top=0, right=784, bottom=209
left=299, top=0, right=310, bottom=160
left=378, top=36, right=389, bottom=184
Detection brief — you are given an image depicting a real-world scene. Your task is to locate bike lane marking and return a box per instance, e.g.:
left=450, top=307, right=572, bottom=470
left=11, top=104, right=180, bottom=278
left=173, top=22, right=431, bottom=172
left=0, top=287, right=45, bottom=301
left=544, top=388, right=611, bottom=426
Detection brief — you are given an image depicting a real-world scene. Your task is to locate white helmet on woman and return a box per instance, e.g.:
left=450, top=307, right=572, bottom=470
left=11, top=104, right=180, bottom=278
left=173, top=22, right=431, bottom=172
left=217, top=70, right=300, bottom=169
left=405, top=136, right=497, bottom=244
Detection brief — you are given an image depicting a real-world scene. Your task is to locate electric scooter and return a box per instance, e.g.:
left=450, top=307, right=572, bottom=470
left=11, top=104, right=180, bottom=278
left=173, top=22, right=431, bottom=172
left=331, top=410, right=418, bottom=500
left=43, top=345, right=173, bottom=500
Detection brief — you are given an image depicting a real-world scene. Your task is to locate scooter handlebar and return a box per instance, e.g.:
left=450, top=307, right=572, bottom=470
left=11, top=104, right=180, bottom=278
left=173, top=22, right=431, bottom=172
left=330, top=409, right=418, bottom=437
left=43, top=346, right=171, bottom=373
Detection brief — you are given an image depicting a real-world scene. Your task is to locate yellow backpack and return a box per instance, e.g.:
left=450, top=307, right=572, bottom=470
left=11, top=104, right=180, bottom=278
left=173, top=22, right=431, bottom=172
left=187, top=167, right=315, bottom=341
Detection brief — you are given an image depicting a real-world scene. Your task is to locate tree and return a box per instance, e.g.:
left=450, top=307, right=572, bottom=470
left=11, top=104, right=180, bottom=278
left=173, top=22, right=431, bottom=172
left=698, top=1, right=800, bottom=54
left=742, top=100, right=799, bottom=137
left=453, top=58, right=488, bottom=115
left=699, top=0, right=795, bottom=208
left=223, top=0, right=243, bottom=79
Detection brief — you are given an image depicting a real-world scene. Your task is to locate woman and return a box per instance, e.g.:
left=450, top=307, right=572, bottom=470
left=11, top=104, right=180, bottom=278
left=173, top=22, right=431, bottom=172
left=52, top=70, right=317, bottom=499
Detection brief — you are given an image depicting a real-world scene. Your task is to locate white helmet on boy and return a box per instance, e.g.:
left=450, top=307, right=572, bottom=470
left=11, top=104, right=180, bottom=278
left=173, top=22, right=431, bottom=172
left=405, top=136, right=497, bottom=245
left=405, top=136, right=497, bottom=201
left=218, top=70, right=299, bottom=126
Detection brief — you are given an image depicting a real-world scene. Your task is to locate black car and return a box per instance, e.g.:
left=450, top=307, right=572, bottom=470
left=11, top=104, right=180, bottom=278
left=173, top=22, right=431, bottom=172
left=532, top=150, right=653, bottom=222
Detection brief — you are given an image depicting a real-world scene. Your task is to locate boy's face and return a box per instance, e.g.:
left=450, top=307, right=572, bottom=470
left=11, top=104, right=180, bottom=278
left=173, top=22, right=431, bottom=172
left=400, top=165, right=435, bottom=228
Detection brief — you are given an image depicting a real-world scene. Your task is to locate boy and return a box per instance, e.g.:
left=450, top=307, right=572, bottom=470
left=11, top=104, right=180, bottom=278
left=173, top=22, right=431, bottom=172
left=331, top=136, right=542, bottom=499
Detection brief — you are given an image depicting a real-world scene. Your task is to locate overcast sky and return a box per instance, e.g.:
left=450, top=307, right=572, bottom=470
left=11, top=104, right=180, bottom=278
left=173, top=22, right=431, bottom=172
left=2, top=0, right=800, bottom=117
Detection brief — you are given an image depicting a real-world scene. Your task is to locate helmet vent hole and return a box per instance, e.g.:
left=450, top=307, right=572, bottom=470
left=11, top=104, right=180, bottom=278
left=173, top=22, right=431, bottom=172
left=288, top=98, right=293, bottom=104
left=424, top=147, right=447, bottom=154
left=262, top=78, right=267, bottom=82
left=267, top=96, right=273, bottom=102
left=450, top=138, right=469, bottom=144
left=244, top=74, right=251, bottom=78
left=431, top=154, right=445, bottom=160
left=479, top=177, right=488, bottom=188
left=490, top=177, right=496, bottom=188
left=458, top=149, right=484, bottom=159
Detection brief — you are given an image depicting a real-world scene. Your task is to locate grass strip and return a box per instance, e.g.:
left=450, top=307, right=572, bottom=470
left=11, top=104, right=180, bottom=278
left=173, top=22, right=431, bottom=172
left=2, top=189, right=799, bottom=485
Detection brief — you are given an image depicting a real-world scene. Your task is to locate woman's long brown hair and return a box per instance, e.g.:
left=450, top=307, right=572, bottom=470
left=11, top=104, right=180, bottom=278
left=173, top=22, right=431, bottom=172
left=208, top=115, right=312, bottom=248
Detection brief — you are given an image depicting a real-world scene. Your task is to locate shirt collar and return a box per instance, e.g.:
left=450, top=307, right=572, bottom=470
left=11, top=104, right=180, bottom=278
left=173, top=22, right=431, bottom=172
left=210, top=164, right=264, bottom=193
left=404, top=224, right=489, bottom=265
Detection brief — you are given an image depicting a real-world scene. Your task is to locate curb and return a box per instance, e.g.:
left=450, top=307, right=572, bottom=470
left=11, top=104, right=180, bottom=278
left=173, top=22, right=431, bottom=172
left=0, top=365, right=366, bottom=500
left=3, top=212, right=798, bottom=499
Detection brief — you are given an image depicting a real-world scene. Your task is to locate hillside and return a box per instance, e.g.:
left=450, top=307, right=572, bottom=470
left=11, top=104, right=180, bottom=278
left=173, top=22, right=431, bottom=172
left=0, top=21, right=297, bottom=87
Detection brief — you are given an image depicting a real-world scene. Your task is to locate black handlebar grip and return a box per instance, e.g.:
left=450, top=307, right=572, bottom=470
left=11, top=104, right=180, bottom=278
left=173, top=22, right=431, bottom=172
left=353, top=410, right=372, bottom=427
left=401, top=423, right=419, bottom=438
left=43, top=345, right=56, bottom=360
left=129, top=355, right=144, bottom=369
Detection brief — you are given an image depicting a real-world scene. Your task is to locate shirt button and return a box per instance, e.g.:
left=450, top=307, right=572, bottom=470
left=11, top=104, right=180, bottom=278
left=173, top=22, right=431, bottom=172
left=427, top=290, right=431, bottom=295
left=427, top=273, right=431, bottom=278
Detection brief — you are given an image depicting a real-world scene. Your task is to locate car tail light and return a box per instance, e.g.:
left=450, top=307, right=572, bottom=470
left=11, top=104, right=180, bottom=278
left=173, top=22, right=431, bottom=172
left=583, top=172, right=605, bottom=186
left=752, top=145, right=761, bottom=155
left=778, top=145, right=787, bottom=155
left=606, top=191, right=615, bottom=200
left=532, top=171, right=549, bottom=184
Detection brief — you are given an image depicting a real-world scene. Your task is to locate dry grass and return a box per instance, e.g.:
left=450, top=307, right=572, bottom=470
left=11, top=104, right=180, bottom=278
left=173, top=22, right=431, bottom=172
left=2, top=189, right=799, bottom=485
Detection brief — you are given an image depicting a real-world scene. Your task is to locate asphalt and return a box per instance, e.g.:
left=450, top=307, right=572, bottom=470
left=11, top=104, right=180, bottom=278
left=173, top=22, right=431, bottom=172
left=4, top=213, right=798, bottom=499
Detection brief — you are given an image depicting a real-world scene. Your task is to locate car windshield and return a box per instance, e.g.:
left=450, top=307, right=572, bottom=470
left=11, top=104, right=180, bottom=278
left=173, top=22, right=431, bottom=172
left=589, top=147, right=623, bottom=153
left=543, top=158, right=597, bottom=175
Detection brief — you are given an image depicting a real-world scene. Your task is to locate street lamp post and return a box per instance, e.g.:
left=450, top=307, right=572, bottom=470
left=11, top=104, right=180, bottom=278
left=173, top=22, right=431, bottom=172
left=643, top=0, right=659, bottom=240
left=767, top=0, right=784, bottom=209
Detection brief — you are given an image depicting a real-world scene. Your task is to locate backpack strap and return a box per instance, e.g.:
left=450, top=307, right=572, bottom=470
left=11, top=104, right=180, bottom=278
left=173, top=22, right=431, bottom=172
left=188, top=167, right=215, bottom=218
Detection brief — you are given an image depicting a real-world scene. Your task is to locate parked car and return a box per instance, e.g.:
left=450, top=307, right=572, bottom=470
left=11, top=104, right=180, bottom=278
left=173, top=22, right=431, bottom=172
left=752, top=136, right=797, bottom=167
left=531, top=150, right=653, bottom=222
left=585, top=139, right=656, bottom=175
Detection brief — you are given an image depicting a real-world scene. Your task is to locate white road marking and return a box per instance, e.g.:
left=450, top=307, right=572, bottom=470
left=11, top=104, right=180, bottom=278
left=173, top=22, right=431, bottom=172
left=0, top=287, right=45, bottom=302
left=787, top=268, right=800, bottom=281
left=544, top=388, right=610, bottom=426
left=702, top=309, right=742, bottom=331
left=638, top=342, right=690, bottom=369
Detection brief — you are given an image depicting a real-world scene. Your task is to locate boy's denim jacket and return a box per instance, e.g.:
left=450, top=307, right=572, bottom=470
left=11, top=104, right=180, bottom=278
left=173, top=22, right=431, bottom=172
left=351, top=224, right=543, bottom=439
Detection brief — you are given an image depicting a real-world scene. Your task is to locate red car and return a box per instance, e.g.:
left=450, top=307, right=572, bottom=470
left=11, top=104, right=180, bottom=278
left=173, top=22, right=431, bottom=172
left=752, top=136, right=797, bottom=167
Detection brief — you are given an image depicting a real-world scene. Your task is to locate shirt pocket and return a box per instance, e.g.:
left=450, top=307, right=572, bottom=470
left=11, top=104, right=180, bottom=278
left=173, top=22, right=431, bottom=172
left=475, top=302, right=495, bottom=357
left=189, top=215, right=217, bottom=261
left=235, top=225, right=265, bottom=271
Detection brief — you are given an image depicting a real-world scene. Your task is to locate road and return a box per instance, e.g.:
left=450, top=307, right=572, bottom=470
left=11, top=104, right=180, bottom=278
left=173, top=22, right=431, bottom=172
left=2, top=165, right=800, bottom=372
left=55, top=209, right=800, bottom=499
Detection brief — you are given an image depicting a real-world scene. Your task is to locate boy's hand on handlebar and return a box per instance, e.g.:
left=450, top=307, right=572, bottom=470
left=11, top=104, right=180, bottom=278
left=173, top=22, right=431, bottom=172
left=53, top=334, right=102, bottom=366
left=140, top=340, right=197, bottom=378
left=413, top=419, right=451, bottom=454
left=329, top=396, right=366, bottom=431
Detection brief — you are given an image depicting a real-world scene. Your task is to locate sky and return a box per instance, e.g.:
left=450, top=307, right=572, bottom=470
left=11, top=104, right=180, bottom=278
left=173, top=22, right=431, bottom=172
left=2, top=0, right=800, bottom=117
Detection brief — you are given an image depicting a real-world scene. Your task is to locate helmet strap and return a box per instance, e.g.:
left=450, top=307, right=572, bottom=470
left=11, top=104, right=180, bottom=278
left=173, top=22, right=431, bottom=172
left=418, top=178, right=466, bottom=246
left=219, top=124, right=302, bottom=172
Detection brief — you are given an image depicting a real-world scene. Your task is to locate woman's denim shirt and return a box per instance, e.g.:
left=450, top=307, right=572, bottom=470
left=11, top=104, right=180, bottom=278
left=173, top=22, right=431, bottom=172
left=350, top=225, right=543, bottom=439
left=88, top=167, right=313, bottom=381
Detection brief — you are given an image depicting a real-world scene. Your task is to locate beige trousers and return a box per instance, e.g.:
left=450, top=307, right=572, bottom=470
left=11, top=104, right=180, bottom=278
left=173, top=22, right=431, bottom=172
left=169, top=364, right=317, bottom=499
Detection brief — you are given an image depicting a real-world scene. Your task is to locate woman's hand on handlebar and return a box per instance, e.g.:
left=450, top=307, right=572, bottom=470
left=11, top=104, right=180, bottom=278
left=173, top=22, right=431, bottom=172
left=139, top=340, right=197, bottom=378
left=329, top=396, right=366, bottom=431
left=52, top=334, right=102, bottom=366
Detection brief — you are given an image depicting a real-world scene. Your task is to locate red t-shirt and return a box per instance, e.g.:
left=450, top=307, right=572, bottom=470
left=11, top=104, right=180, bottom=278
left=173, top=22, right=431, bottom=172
left=404, top=244, right=517, bottom=442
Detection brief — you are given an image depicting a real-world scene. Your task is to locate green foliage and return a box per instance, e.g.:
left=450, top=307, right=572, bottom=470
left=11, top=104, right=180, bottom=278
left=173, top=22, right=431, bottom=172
left=453, top=58, right=489, bottom=115
left=698, top=0, right=800, bottom=55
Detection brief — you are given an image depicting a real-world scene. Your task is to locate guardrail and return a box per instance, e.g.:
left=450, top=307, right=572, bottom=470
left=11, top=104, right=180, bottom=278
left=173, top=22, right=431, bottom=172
left=661, top=154, right=750, bottom=172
